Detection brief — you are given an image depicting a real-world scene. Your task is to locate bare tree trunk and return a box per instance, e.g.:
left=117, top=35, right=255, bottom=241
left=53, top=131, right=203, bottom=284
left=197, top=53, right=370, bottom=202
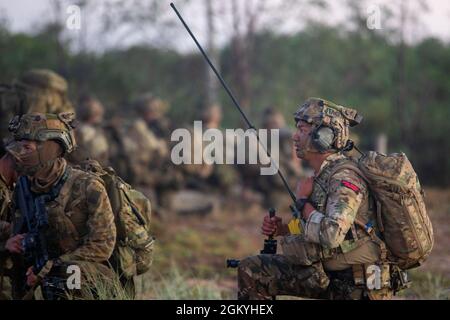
left=204, top=0, right=220, bottom=107
left=394, top=0, right=408, bottom=142
left=231, top=0, right=252, bottom=115
left=375, top=133, right=388, bottom=155
left=49, top=0, right=68, bottom=75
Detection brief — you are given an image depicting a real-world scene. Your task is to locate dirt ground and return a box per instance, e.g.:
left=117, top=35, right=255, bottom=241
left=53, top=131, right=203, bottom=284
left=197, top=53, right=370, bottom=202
left=419, top=188, right=450, bottom=277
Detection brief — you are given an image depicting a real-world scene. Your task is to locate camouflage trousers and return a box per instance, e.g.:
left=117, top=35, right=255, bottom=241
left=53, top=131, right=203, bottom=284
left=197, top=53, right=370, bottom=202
left=237, top=254, right=330, bottom=300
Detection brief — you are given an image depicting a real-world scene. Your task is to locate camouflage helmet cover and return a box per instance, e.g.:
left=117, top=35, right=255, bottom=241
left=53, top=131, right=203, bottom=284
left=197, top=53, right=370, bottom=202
left=8, top=112, right=77, bottom=154
left=9, top=69, right=74, bottom=115
left=13, top=69, right=68, bottom=93
left=294, top=97, right=362, bottom=150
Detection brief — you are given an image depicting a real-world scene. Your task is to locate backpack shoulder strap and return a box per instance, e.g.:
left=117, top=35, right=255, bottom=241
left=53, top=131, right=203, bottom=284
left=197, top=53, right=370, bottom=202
left=101, top=172, right=128, bottom=242
left=327, top=159, right=368, bottom=185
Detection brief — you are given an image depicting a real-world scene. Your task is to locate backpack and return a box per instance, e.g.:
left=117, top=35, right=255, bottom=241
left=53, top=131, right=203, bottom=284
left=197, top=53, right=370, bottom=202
left=79, top=160, right=155, bottom=278
left=333, top=151, right=434, bottom=270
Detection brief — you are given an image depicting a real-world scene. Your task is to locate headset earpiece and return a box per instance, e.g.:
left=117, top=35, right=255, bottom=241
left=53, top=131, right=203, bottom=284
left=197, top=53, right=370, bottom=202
left=311, top=125, right=335, bottom=152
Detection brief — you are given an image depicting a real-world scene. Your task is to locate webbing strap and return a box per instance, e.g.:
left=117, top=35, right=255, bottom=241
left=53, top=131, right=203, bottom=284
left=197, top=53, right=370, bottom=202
left=354, top=218, right=388, bottom=262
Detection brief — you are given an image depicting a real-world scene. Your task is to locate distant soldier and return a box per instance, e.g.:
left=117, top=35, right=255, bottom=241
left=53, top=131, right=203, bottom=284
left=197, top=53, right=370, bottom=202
left=7, top=113, right=116, bottom=299
left=238, top=98, right=392, bottom=300
left=129, top=93, right=171, bottom=184
left=121, top=94, right=181, bottom=212
left=68, top=95, right=110, bottom=166
left=102, top=114, right=133, bottom=182
left=134, top=93, right=171, bottom=140
left=0, top=69, right=74, bottom=156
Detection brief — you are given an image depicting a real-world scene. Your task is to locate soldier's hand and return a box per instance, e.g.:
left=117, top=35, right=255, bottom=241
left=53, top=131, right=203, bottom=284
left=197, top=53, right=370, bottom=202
left=261, top=215, right=288, bottom=237
left=5, top=234, right=25, bottom=254
left=302, top=202, right=316, bottom=221
left=26, top=267, right=38, bottom=287
left=297, top=176, right=314, bottom=198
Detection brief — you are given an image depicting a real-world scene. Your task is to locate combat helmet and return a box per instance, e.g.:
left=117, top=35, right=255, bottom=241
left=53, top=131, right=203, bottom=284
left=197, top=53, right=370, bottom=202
left=8, top=112, right=77, bottom=154
left=12, top=69, right=74, bottom=114
left=294, top=97, right=362, bottom=152
left=14, top=69, right=68, bottom=93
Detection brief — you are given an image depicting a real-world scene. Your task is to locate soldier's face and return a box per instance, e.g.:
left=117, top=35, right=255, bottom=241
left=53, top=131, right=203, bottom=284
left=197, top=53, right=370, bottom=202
left=90, top=101, right=104, bottom=124
left=293, top=121, right=312, bottom=159
left=144, top=110, right=160, bottom=122
left=6, top=140, right=40, bottom=175
left=13, top=140, right=38, bottom=155
left=7, top=140, right=62, bottom=176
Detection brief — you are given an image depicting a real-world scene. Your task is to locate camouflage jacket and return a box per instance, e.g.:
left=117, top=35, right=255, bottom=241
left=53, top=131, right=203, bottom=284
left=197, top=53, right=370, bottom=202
left=124, top=119, right=169, bottom=185
left=0, top=173, right=12, bottom=251
left=68, top=123, right=110, bottom=167
left=303, top=153, right=377, bottom=253
left=12, top=161, right=116, bottom=263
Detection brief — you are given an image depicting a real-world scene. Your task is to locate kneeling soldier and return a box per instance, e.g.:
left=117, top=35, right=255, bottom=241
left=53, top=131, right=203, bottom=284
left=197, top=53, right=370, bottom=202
left=7, top=113, right=116, bottom=299
left=238, top=98, right=391, bottom=300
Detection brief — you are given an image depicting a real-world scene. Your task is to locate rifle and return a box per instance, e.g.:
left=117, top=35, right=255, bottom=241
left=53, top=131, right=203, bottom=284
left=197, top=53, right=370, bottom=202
left=14, top=176, right=50, bottom=273
left=14, top=173, right=69, bottom=299
left=170, top=3, right=303, bottom=267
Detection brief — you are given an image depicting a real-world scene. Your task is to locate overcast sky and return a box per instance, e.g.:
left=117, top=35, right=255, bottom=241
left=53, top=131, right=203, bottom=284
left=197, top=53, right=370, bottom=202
left=0, top=0, right=449, bottom=53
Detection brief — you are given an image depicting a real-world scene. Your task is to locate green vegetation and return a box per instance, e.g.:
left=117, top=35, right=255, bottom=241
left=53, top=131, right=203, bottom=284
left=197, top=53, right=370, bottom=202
left=0, top=17, right=449, bottom=186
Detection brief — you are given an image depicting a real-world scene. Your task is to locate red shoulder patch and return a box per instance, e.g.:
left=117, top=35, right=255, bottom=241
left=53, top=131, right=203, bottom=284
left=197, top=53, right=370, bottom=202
left=341, top=180, right=360, bottom=194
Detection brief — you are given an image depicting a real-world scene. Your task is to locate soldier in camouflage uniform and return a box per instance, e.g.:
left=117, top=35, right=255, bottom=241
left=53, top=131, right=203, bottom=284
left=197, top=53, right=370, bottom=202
left=0, top=69, right=74, bottom=156
left=238, top=98, right=391, bottom=300
left=128, top=94, right=170, bottom=183
left=68, top=95, right=110, bottom=166
left=130, top=92, right=176, bottom=196
left=134, top=93, right=172, bottom=140
left=6, top=112, right=117, bottom=299
left=0, top=152, right=19, bottom=299
left=124, top=94, right=185, bottom=212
